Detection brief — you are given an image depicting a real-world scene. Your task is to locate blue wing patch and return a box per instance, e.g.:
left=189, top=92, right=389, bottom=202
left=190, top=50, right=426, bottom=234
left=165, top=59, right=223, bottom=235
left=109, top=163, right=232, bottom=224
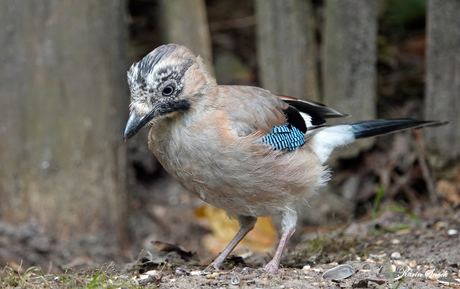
left=261, top=124, right=305, bottom=151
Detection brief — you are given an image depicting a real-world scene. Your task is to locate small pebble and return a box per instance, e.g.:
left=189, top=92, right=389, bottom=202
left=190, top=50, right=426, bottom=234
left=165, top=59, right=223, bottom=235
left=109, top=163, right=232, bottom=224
left=145, top=270, right=158, bottom=277
left=231, top=276, right=240, bottom=285
left=448, top=229, right=458, bottom=236
left=175, top=268, right=189, bottom=275
left=391, top=239, right=400, bottom=244
left=206, top=272, right=220, bottom=279
left=362, top=264, right=370, bottom=270
left=313, top=268, right=323, bottom=273
left=322, top=264, right=353, bottom=281
left=327, top=262, right=339, bottom=266
left=190, top=270, right=202, bottom=276
left=241, top=267, right=252, bottom=275
left=370, top=253, right=386, bottom=259
left=434, top=221, right=445, bottom=229
left=138, top=274, right=152, bottom=284
left=437, top=277, right=460, bottom=285
left=409, top=260, right=417, bottom=267
left=391, top=252, right=401, bottom=259
left=394, top=260, right=406, bottom=266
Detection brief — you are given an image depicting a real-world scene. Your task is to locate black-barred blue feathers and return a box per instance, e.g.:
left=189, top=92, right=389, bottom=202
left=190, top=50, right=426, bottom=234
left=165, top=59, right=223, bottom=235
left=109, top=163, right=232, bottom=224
left=261, top=124, right=305, bottom=151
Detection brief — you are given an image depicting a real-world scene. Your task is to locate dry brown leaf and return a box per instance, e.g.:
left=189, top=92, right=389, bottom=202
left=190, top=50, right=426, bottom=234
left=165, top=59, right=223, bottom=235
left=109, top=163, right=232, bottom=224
left=195, top=205, right=277, bottom=254
left=436, top=180, right=460, bottom=205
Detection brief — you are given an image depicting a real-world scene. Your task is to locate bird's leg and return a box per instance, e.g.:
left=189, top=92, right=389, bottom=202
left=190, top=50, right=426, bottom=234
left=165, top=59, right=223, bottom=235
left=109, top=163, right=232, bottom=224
left=264, top=227, right=296, bottom=273
left=206, top=215, right=257, bottom=271
left=264, top=209, right=297, bottom=273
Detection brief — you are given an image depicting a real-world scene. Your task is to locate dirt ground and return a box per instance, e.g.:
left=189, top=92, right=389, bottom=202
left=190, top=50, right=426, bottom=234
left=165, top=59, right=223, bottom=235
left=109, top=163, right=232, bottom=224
left=123, top=205, right=460, bottom=289
left=1, top=158, right=459, bottom=289
left=1, top=203, right=459, bottom=288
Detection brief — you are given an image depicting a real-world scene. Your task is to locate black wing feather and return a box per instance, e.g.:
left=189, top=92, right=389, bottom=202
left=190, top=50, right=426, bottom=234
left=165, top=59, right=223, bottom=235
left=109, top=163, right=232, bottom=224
left=281, top=98, right=347, bottom=119
left=282, top=106, right=307, bottom=133
left=278, top=96, right=347, bottom=132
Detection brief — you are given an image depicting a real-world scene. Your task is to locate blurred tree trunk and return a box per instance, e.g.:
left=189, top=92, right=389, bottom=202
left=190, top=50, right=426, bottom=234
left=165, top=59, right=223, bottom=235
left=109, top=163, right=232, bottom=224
left=159, top=0, right=213, bottom=75
left=255, top=0, right=320, bottom=102
left=0, top=0, right=129, bottom=248
left=323, top=0, right=377, bottom=158
left=425, top=0, right=460, bottom=173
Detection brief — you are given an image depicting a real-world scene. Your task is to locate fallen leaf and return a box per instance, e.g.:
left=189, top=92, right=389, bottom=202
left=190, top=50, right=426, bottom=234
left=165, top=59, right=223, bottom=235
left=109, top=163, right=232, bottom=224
left=196, top=205, right=277, bottom=254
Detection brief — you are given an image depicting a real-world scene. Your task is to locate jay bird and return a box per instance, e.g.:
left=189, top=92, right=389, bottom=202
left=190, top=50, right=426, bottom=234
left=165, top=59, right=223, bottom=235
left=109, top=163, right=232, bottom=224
left=124, top=44, right=445, bottom=273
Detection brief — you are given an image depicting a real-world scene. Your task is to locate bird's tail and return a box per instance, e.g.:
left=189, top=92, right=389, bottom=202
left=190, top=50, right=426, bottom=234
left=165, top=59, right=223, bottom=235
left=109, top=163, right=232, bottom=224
left=310, top=119, right=446, bottom=164
left=348, top=119, right=443, bottom=139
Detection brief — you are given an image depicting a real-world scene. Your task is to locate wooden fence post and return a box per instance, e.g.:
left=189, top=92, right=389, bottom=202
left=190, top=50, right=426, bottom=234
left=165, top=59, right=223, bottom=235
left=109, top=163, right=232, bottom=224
left=159, top=0, right=214, bottom=74
left=425, top=0, right=460, bottom=173
left=255, top=0, right=319, bottom=102
left=323, top=0, right=377, bottom=157
left=0, top=1, right=129, bottom=247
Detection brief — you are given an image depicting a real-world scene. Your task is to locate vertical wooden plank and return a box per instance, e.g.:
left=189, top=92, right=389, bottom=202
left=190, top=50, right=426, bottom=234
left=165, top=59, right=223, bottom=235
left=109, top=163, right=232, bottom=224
left=0, top=0, right=128, bottom=244
left=425, top=0, right=460, bottom=170
left=323, top=0, right=377, bottom=157
left=159, top=0, right=214, bottom=74
left=255, top=0, right=320, bottom=102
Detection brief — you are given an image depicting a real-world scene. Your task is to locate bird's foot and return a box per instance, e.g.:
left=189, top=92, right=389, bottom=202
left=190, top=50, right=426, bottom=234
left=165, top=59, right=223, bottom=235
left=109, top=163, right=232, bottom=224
left=204, top=260, right=222, bottom=273
left=263, top=261, right=283, bottom=274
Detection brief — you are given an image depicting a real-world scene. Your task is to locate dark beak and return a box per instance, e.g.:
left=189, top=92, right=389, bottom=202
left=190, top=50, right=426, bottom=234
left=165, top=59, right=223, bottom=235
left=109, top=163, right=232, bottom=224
left=123, top=107, right=157, bottom=141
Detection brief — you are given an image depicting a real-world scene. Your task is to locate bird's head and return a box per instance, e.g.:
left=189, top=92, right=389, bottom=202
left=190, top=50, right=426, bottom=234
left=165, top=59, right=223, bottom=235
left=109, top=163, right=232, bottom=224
left=123, top=44, right=212, bottom=140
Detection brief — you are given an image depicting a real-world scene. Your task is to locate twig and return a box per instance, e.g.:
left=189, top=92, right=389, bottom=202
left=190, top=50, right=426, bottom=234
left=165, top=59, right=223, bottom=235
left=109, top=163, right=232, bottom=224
left=413, top=130, right=439, bottom=205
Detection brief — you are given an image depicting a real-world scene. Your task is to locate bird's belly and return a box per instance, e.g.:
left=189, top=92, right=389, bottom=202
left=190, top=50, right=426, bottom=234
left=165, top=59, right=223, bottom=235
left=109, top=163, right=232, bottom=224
left=154, top=135, right=324, bottom=218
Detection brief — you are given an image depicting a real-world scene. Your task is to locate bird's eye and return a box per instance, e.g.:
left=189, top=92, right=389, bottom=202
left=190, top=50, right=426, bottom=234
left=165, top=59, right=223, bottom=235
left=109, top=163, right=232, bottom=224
left=162, top=85, right=175, bottom=96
